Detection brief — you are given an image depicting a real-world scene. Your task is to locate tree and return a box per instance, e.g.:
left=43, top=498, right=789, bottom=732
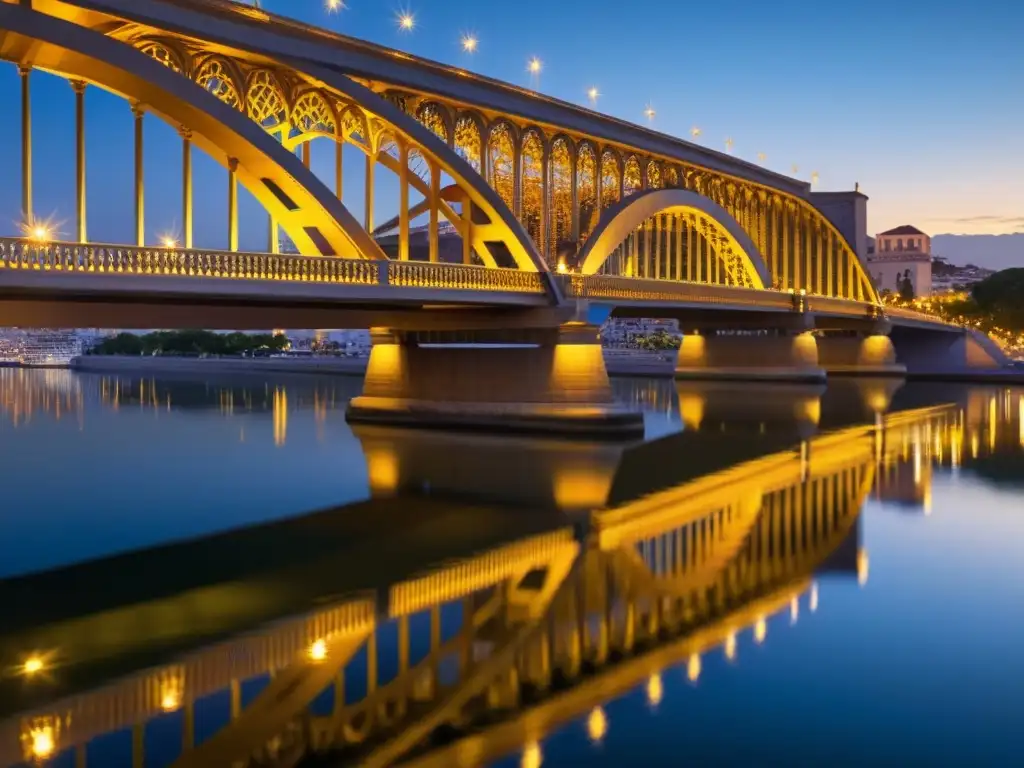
left=971, top=268, right=1024, bottom=330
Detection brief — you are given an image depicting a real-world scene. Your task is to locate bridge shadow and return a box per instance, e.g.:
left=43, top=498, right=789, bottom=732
left=0, top=392, right=979, bottom=768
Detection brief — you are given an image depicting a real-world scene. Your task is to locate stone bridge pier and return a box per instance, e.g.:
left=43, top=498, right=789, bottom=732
left=347, top=321, right=644, bottom=438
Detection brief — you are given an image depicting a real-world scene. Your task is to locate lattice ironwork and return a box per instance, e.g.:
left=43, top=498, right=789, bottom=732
left=245, top=69, right=288, bottom=131
left=194, top=56, right=241, bottom=110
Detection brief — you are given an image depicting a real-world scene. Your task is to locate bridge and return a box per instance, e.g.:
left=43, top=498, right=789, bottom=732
left=0, top=398, right=986, bottom=768
left=0, top=0, right=1009, bottom=436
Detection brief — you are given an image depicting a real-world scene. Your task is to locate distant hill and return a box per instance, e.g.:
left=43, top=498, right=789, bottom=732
left=930, top=234, right=1024, bottom=271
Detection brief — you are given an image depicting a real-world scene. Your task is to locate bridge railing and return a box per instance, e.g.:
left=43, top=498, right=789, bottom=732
left=554, top=273, right=797, bottom=309
left=0, top=239, right=548, bottom=294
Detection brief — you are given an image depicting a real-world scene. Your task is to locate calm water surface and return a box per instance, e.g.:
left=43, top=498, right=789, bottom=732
left=0, top=368, right=1022, bottom=767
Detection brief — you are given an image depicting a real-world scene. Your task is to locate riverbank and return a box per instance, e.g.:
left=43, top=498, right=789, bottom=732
left=71, top=350, right=680, bottom=378
left=68, top=353, right=1024, bottom=383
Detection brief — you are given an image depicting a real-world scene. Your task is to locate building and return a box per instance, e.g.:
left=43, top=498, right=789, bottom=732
left=866, top=225, right=932, bottom=297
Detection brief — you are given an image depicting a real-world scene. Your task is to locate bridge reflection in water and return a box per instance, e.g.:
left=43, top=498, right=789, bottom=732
left=0, top=381, right=1021, bottom=767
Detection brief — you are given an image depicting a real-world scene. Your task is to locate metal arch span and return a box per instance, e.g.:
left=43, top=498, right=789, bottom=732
left=578, top=189, right=771, bottom=290
left=0, top=4, right=385, bottom=260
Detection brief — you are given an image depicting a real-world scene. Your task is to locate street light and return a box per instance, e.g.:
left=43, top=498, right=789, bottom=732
left=461, top=34, right=478, bottom=53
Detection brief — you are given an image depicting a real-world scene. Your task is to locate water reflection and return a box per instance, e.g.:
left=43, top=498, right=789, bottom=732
left=3, top=373, right=1021, bottom=767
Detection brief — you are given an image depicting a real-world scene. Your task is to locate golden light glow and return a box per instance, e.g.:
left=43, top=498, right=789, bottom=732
left=160, top=682, right=183, bottom=712
left=809, top=582, right=819, bottom=613
left=791, top=164, right=800, bottom=174
left=23, top=656, right=45, bottom=675
left=687, top=653, right=702, bottom=682
left=754, top=616, right=767, bottom=645
left=644, top=104, right=656, bottom=121
left=461, top=34, right=478, bottom=53
left=690, top=126, right=701, bottom=139
left=587, top=706, right=608, bottom=743
left=397, top=10, right=415, bottom=31
left=161, top=236, right=178, bottom=249
left=857, top=549, right=870, bottom=587
left=757, top=152, right=767, bottom=162
left=309, top=639, right=328, bottom=662
left=325, top=0, right=345, bottom=11
left=811, top=171, right=820, bottom=186
left=724, top=137, right=734, bottom=153
left=646, top=673, right=663, bottom=707
left=587, top=86, right=600, bottom=105
left=556, top=259, right=568, bottom=274
left=724, top=632, right=737, bottom=661
left=527, top=57, right=542, bottom=75
left=522, top=740, right=542, bottom=768
left=790, top=596, right=799, bottom=625
left=29, top=727, right=55, bottom=760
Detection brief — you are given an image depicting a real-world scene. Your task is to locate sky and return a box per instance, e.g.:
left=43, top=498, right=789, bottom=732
left=0, top=0, right=1021, bottom=251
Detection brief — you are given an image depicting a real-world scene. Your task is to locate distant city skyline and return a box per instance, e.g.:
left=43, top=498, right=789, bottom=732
left=0, top=0, right=1020, bottom=250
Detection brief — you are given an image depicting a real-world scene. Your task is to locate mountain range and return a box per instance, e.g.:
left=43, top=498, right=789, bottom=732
left=929, top=234, right=1024, bottom=271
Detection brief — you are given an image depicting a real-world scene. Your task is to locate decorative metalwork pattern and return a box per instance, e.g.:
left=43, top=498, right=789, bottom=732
left=292, top=90, right=336, bottom=137
left=577, top=143, right=598, bottom=240
left=415, top=102, right=448, bottom=143
left=623, top=155, right=642, bottom=196
left=646, top=161, right=662, bottom=189
left=549, top=138, right=573, bottom=256
left=520, top=129, right=545, bottom=251
left=453, top=115, right=482, bottom=171
left=245, top=69, right=288, bottom=131
left=487, top=122, right=516, bottom=211
left=136, top=39, right=185, bottom=73
left=340, top=106, right=368, bottom=145
left=194, top=56, right=241, bottom=110
left=600, top=149, right=620, bottom=210
left=387, top=261, right=545, bottom=293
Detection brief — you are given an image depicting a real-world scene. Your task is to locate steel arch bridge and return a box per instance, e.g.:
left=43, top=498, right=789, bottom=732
left=0, top=0, right=882, bottom=309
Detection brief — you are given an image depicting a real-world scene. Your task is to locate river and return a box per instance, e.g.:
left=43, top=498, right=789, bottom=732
left=0, top=368, right=1022, bottom=767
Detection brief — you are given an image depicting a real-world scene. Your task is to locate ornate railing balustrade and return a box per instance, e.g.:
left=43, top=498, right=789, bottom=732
left=0, top=239, right=548, bottom=295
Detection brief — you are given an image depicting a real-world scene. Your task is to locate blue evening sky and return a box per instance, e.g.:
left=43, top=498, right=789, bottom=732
left=0, top=0, right=1020, bottom=249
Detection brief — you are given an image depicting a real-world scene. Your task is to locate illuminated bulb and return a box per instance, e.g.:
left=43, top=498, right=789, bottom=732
left=757, top=152, right=767, bottom=162
left=397, top=11, right=414, bottom=31
left=724, top=632, right=737, bottom=661
left=809, top=582, right=819, bottom=613
left=724, top=137, right=734, bottom=152
left=528, top=57, right=542, bottom=75
left=587, top=706, right=607, bottom=743
left=309, top=639, right=327, bottom=661
left=690, top=126, right=702, bottom=139
left=521, top=741, right=542, bottom=768
left=687, top=653, right=701, bottom=682
left=556, top=259, right=568, bottom=274
left=646, top=673, right=663, bottom=707
left=857, top=549, right=869, bottom=587
left=30, top=727, right=55, bottom=760
left=790, top=596, right=799, bottom=624
left=325, top=0, right=345, bottom=11
left=811, top=171, right=820, bottom=186
left=461, top=34, right=478, bottom=53
left=23, top=656, right=44, bottom=676
left=162, top=237, right=178, bottom=249
left=587, top=86, right=599, bottom=105
left=644, top=104, right=656, bottom=121
left=754, top=616, right=767, bottom=645
left=161, top=688, right=182, bottom=713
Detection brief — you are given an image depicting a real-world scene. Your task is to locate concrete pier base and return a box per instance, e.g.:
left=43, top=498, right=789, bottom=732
left=346, top=324, right=644, bottom=438
left=675, top=332, right=826, bottom=383
left=816, top=334, right=907, bottom=377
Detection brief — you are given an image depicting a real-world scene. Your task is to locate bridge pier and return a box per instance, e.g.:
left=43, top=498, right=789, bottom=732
left=346, top=324, right=644, bottom=438
left=815, top=333, right=906, bottom=377
left=674, top=331, right=826, bottom=383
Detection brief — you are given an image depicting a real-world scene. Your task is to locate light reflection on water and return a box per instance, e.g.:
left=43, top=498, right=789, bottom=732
left=0, top=370, right=1021, bottom=767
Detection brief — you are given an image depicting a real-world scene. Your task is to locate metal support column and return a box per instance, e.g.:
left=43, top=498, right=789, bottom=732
left=181, top=128, right=193, bottom=249
left=227, top=157, right=238, bottom=252
left=73, top=80, right=86, bottom=242
left=428, top=159, right=440, bottom=262
left=133, top=104, right=145, bottom=246
left=398, top=141, right=410, bottom=260
left=20, top=67, right=32, bottom=225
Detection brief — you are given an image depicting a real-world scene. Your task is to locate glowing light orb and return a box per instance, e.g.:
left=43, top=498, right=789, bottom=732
left=527, top=57, right=542, bottom=75
left=23, top=657, right=44, bottom=675
left=461, top=34, right=478, bottom=53
left=397, top=11, right=415, bottom=31
left=309, top=639, right=328, bottom=661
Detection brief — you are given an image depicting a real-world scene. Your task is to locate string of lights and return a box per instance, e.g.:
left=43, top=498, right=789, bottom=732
left=278, top=0, right=823, bottom=185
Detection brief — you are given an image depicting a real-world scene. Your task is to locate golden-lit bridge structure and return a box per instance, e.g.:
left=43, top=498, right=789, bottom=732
left=0, top=0, right=1010, bottom=436
left=3, top=396, right=1011, bottom=768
